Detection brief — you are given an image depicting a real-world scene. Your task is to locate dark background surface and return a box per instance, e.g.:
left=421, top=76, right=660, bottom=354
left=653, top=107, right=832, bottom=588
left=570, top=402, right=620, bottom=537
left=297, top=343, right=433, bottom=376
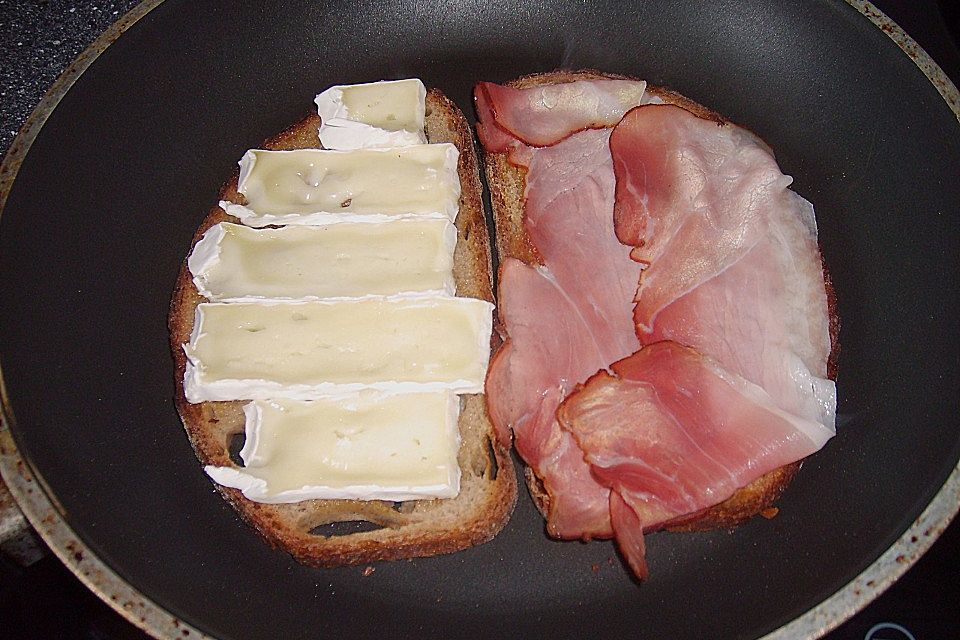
left=0, top=1, right=957, bottom=639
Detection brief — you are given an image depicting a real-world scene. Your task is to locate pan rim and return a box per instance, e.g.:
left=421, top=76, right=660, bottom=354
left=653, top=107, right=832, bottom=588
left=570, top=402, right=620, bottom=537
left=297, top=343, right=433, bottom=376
left=0, top=1, right=957, bottom=638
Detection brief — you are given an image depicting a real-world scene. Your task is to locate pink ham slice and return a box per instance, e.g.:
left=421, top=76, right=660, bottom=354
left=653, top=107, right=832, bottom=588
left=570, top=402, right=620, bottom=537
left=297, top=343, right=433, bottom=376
left=474, top=83, right=518, bottom=153
left=486, top=260, right=615, bottom=538
left=611, top=103, right=835, bottom=429
left=610, top=104, right=792, bottom=334
left=483, top=130, right=643, bottom=539
left=645, top=192, right=836, bottom=427
left=522, top=129, right=642, bottom=364
left=478, top=79, right=648, bottom=539
left=558, top=341, right=834, bottom=578
left=609, top=491, right=649, bottom=580
left=476, top=79, right=647, bottom=149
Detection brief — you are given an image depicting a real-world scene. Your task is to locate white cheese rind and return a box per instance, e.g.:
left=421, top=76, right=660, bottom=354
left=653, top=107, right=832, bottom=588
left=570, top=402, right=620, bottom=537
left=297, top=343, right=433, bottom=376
left=315, top=79, right=427, bottom=150
left=204, top=392, right=461, bottom=503
left=187, top=220, right=457, bottom=301
left=222, top=145, right=460, bottom=227
left=186, top=222, right=224, bottom=285
left=182, top=297, right=494, bottom=402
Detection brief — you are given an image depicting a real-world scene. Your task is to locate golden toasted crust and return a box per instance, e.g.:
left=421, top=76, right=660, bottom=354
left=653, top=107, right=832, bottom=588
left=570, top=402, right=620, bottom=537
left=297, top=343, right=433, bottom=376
left=480, top=69, right=837, bottom=533
left=168, top=91, right=517, bottom=567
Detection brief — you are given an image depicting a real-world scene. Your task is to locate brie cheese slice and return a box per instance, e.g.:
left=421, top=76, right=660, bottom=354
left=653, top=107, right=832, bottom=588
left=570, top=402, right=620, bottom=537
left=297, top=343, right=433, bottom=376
left=316, top=79, right=427, bottom=150
left=204, top=392, right=460, bottom=503
left=188, top=220, right=457, bottom=301
left=221, top=145, right=459, bottom=227
left=183, top=296, right=494, bottom=402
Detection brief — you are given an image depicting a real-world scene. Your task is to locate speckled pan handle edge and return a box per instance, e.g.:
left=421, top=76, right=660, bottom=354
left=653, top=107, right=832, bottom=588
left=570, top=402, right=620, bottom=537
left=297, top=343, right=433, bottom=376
left=0, top=430, right=211, bottom=639
left=846, top=0, right=960, bottom=121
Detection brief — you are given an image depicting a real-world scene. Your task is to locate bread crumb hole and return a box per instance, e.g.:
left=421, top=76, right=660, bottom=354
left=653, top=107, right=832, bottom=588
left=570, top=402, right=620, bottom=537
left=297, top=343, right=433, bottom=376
left=309, top=520, right=384, bottom=537
left=227, top=432, right=246, bottom=467
left=392, top=501, right=416, bottom=514
left=485, top=437, right=499, bottom=481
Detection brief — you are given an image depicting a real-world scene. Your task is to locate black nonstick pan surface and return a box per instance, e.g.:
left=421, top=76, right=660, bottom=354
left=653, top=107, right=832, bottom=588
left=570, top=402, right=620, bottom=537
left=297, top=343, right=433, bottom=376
left=1, top=1, right=958, bottom=638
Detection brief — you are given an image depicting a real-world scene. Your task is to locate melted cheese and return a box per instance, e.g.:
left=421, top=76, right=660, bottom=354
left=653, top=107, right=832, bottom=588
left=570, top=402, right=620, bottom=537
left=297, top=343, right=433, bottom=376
left=188, top=220, right=457, bottom=301
left=183, top=296, right=493, bottom=402
left=315, top=79, right=427, bottom=149
left=203, top=392, right=460, bottom=502
left=221, top=145, right=459, bottom=227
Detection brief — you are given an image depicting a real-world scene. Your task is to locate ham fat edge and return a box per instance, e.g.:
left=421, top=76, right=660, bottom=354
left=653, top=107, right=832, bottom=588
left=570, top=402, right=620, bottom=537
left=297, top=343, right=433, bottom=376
left=477, top=77, right=837, bottom=580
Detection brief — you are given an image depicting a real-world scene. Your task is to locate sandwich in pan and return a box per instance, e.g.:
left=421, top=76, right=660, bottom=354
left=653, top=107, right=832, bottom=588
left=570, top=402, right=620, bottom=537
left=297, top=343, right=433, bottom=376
left=476, top=71, right=838, bottom=579
left=169, top=80, right=517, bottom=567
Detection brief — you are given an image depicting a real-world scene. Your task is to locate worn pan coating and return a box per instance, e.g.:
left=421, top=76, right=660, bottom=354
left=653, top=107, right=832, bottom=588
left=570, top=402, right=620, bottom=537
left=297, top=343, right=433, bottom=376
left=0, top=1, right=958, bottom=638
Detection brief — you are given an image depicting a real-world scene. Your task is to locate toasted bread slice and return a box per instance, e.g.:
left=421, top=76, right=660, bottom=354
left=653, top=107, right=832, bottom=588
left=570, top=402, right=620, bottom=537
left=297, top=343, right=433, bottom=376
left=168, top=89, right=517, bottom=567
left=481, top=70, right=838, bottom=533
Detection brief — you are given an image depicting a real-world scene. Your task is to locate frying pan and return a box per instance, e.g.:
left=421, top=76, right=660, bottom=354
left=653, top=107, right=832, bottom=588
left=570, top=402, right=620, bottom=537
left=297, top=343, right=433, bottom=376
left=1, top=1, right=958, bottom=638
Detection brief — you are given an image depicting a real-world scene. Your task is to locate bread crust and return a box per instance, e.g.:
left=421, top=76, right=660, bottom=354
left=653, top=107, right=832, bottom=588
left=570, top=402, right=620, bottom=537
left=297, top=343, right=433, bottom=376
left=168, top=90, right=516, bottom=567
left=480, top=70, right=838, bottom=534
